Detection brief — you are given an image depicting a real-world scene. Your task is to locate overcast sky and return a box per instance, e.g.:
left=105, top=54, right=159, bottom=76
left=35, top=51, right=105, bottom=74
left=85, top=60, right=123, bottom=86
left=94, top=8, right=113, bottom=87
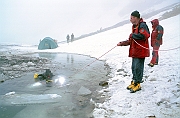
left=0, top=0, right=178, bottom=45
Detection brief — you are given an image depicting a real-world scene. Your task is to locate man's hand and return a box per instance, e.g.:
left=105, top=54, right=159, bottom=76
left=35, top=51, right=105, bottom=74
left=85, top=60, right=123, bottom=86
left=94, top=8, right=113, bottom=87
left=117, top=40, right=130, bottom=46
left=117, top=42, right=122, bottom=46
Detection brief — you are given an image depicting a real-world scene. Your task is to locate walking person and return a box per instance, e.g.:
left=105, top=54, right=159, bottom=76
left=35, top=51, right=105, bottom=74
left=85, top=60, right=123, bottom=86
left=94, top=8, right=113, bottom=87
left=148, top=19, right=164, bottom=67
left=71, top=33, right=74, bottom=42
left=67, top=34, right=70, bottom=43
left=117, top=10, right=150, bottom=93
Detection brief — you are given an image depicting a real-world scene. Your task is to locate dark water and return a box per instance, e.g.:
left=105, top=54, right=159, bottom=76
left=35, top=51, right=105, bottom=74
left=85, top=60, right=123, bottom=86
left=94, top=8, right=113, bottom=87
left=0, top=52, right=109, bottom=118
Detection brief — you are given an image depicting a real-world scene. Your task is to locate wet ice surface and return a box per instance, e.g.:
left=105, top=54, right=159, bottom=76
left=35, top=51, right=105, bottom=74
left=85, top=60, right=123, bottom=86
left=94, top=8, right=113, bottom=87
left=0, top=52, right=109, bottom=118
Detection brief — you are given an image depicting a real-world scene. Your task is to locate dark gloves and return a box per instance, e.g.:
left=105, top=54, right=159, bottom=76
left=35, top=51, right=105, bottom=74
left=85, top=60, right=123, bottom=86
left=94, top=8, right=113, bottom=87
left=117, top=33, right=133, bottom=46
left=117, top=40, right=130, bottom=46
left=117, top=42, right=123, bottom=46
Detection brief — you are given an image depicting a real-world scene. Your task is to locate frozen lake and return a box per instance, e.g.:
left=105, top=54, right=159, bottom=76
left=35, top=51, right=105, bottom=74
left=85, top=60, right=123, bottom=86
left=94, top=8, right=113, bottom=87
left=0, top=52, right=110, bottom=118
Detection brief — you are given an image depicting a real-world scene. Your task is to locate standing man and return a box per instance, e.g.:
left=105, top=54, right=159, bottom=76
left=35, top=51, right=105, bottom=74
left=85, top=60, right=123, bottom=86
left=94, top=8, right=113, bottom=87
left=71, top=33, right=74, bottom=42
left=117, top=10, right=150, bottom=93
left=148, top=19, right=164, bottom=67
left=67, top=34, right=70, bottom=43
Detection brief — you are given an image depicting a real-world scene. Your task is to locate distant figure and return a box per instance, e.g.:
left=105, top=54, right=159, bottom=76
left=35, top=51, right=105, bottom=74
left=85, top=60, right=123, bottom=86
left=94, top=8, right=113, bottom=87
left=71, top=33, right=74, bottom=42
left=148, top=19, right=164, bottom=67
left=67, top=34, right=70, bottom=43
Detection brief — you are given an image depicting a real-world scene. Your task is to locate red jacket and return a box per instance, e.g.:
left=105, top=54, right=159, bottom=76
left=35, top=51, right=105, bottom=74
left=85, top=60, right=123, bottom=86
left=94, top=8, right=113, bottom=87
left=120, top=18, right=150, bottom=58
left=151, top=19, right=164, bottom=47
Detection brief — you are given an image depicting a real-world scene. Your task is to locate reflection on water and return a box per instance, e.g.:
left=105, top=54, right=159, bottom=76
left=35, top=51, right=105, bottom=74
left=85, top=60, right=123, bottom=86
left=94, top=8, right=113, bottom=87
left=67, top=54, right=74, bottom=64
left=71, top=55, right=74, bottom=63
left=0, top=53, right=109, bottom=118
left=37, top=52, right=75, bottom=65
left=54, top=76, right=66, bottom=86
left=38, top=53, right=57, bottom=59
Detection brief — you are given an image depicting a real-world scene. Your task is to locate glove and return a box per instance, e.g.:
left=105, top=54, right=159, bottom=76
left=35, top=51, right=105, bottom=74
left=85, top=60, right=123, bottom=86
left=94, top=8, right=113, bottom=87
left=117, top=42, right=122, bottom=46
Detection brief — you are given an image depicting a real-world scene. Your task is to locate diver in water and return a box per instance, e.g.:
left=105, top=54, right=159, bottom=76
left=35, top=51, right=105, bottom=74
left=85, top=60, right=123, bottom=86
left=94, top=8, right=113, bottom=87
left=34, top=69, right=53, bottom=86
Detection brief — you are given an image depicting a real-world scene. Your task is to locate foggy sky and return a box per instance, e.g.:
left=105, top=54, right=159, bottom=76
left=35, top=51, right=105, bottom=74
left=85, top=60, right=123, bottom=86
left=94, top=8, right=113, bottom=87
left=0, top=0, right=178, bottom=45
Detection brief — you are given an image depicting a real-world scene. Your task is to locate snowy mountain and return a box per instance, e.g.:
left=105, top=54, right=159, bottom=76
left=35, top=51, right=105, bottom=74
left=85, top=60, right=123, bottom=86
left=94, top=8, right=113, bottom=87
left=74, top=1, right=180, bottom=41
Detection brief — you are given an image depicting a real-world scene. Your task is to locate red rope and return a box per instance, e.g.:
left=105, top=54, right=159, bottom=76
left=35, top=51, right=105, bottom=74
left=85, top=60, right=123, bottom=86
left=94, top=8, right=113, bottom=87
left=133, top=39, right=180, bottom=51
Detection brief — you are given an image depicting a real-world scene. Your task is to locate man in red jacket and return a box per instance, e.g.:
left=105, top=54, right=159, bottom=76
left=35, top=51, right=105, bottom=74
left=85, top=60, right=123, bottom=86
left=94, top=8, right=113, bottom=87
left=148, top=19, right=164, bottom=67
left=117, top=10, right=150, bottom=93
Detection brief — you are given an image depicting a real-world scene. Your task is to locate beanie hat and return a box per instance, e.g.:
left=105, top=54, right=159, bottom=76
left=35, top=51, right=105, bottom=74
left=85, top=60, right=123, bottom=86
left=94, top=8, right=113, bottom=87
left=131, top=10, right=140, bottom=18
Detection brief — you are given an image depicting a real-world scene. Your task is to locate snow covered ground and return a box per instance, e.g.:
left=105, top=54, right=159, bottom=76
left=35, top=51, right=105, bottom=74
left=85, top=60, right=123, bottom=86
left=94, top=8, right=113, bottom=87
left=12, top=14, right=180, bottom=118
